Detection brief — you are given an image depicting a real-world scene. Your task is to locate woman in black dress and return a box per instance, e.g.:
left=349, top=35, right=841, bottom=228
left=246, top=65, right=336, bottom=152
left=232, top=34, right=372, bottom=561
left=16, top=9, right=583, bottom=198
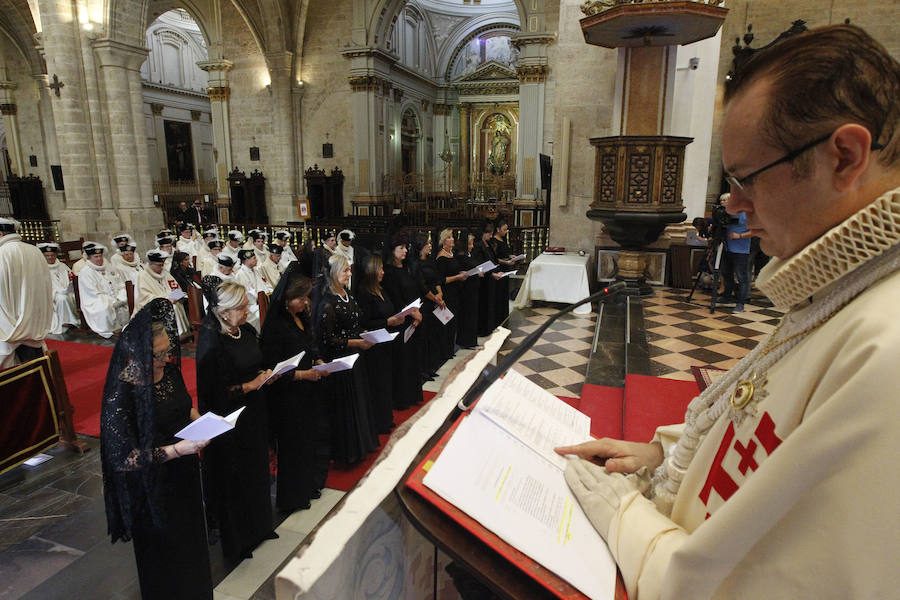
left=259, top=264, right=328, bottom=512
left=472, top=220, right=503, bottom=336
left=197, top=280, right=277, bottom=568
left=410, top=232, right=446, bottom=376
left=490, top=215, right=516, bottom=328
left=381, top=232, right=425, bottom=409
left=356, top=255, right=408, bottom=433
left=170, top=250, right=196, bottom=293
left=100, top=299, right=212, bottom=599
left=455, top=231, right=481, bottom=348
left=435, top=228, right=469, bottom=357
left=317, top=254, right=378, bottom=465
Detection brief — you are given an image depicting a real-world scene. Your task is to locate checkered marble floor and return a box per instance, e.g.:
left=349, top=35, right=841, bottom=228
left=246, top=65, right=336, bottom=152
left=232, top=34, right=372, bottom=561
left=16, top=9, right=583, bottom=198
left=644, top=287, right=785, bottom=381
left=498, top=305, right=598, bottom=398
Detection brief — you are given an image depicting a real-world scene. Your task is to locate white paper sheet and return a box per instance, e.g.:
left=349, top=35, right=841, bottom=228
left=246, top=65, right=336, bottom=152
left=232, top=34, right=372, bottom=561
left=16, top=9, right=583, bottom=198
left=361, top=328, right=399, bottom=344
left=474, top=369, right=591, bottom=470
left=511, top=253, right=526, bottom=263
left=262, top=350, right=305, bottom=385
left=390, top=297, right=422, bottom=321
left=423, top=413, right=616, bottom=600
left=175, top=406, right=246, bottom=441
left=499, top=270, right=517, bottom=278
left=168, top=288, right=187, bottom=301
left=313, top=353, right=359, bottom=373
left=403, top=324, right=415, bottom=343
left=477, top=260, right=497, bottom=272
left=432, top=305, right=454, bottom=325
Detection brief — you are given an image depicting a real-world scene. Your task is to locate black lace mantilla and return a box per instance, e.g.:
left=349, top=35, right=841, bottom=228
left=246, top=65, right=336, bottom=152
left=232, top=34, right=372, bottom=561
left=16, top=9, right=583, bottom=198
left=100, top=298, right=180, bottom=543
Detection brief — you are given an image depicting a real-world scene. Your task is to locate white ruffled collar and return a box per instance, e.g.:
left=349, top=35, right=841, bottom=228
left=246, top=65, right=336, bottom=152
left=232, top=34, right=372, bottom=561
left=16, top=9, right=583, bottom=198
left=756, top=186, right=900, bottom=310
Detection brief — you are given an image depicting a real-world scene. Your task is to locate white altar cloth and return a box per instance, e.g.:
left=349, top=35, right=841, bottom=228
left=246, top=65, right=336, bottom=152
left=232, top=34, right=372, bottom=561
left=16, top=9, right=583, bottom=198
left=513, top=252, right=592, bottom=314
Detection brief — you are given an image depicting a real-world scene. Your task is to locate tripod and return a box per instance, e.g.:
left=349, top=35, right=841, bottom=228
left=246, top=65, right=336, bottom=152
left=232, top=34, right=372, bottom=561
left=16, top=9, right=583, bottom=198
left=686, top=234, right=727, bottom=314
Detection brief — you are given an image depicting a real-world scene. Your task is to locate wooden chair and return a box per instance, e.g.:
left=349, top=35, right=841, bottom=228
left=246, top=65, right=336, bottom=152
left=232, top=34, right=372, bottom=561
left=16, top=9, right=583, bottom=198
left=258, top=291, right=269, bottom=326
left=70, top=275, right=90, bottom=331
left=58, top=238, right=85, bottom=269
left=125, top=280, right=135, bottom=316
left=186, top=284, right=205, bottom=344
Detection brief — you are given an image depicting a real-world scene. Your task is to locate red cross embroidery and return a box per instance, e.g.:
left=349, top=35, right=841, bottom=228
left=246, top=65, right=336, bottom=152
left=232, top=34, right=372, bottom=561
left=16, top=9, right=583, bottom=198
left=734, top=439, right=758, bottom=475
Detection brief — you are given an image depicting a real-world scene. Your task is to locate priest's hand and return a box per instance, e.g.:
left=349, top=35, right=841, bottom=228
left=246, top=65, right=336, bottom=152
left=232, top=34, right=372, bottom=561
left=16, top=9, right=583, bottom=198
left=554, top=438, right=663, bottom=474
left=564, top=459, right=648, bottom=539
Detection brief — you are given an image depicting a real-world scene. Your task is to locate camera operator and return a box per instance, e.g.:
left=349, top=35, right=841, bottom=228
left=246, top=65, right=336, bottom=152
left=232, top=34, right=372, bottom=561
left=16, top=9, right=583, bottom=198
left=718, top=192, right=752, bottom=312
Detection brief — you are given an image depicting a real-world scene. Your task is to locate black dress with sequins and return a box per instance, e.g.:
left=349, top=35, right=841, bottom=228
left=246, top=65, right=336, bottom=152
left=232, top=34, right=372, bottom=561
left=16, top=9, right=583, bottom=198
left=197, top=322, right=274, bottom=566
left=318, top=289, right=378, bottom=464
left=101, top=364, right=212, bottom=599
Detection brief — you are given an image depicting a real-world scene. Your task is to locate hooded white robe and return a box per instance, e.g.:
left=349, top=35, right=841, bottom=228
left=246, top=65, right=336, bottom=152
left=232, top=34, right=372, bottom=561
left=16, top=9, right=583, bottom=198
left=46, top=260, right=79, bottom=334
left=0, top=234, right=53, bottom=368
left=77, top=261, right=129, bottom=338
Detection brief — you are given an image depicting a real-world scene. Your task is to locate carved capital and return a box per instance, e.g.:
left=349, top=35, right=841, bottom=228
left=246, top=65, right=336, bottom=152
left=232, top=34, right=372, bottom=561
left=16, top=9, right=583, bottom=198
left=150, top=102, right=164, bottom=115
left=191, top=110, right=202, bottom=121
left=206, top=86, right=231, bottom=101
left=433, top=103, right=451, bottom=116
left=348, top=75, right=379, bottom=92
left=0, top=103, right=16, bottom=116
left=517, top=64, right=548, bottom=83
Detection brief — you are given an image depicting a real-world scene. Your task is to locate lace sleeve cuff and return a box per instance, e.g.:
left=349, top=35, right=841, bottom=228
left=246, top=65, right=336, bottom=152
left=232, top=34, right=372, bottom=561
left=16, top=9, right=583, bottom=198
left=151, top=447, right=168, bottom=464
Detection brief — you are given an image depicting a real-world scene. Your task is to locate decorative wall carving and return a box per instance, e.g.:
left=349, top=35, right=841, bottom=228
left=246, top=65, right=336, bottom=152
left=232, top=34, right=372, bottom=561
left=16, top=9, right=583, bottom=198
left=0, top=104, right=17, bottom=116
left=206, top=86, right=231, bottom=101
left=516, top=64, right=548, bottom=83
left=348, top=75, right=380, bottom=92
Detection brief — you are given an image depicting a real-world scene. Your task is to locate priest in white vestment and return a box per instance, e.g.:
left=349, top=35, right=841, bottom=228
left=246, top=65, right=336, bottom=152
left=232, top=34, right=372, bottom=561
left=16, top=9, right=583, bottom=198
left=258, top=244, right=283, bottom=290
left=39, top=243, right=79, bottom=335
left=77, top=244, right=129, bottom=338
left=176, top=223, right=198, bottom=259
left=196, top=228, right=219, bottom=266
left=233, top=249, right=267, bottom=332
left=135, top=250, right=190, bottom=337
left=272, top=230, right=298, bottom=267
left=157, top=236, right=175, bottom=271
left=110, top=242, right=142, bottom=286
left=221, top=230, right=243, bottom=261
left=200, top=240, right=225, bottom=278
left=247, top=229, right=269, bottom=263
left=71, top=241, right=96, bottom=274
left=0, top=218, right=53, bottom=368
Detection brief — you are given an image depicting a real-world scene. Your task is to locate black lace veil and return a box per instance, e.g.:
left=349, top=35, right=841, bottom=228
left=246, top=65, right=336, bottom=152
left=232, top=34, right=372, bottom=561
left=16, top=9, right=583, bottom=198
left=100, top=298, right=179, bottom=543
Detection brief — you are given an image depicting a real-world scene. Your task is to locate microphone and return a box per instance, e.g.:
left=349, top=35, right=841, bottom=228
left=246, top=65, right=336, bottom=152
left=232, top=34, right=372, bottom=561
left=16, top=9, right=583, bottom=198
left=456, top=281, right=627, bottom=412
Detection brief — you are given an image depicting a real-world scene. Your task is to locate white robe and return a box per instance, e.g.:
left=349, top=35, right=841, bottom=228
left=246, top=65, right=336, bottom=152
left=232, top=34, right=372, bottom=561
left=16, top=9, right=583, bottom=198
left=176, top=237, right=198, bottom=258
left=110, top=254, right=143, bottom=287
left=135, top=268, right=190, bottom=336
left=221, top=243, right=241, bottom=262
left=77, top=261, right=129, bottom=338
left=278, top=243, right=298, bottom=268
left=47, top=260, right=79, bottom=335
left=234, top=264, right=266, bottom=332
left=72, top=256, right=87, bottom=274
left=0, top=234, right=53, bottom=368
left=258, top=258, right=281, bottom=290
left=199, top=254, right=220, bottom=279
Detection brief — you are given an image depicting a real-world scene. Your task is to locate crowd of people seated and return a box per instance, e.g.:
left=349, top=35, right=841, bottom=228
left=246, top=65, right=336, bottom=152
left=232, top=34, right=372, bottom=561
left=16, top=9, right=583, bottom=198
left=20, top=215, right=521, bottom=598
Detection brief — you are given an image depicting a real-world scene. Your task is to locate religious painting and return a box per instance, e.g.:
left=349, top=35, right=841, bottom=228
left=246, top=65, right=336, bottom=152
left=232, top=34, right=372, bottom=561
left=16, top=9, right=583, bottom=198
left=163, top=120, right=195, bottom=182
left=484, top=113, right=511, bottom=176
left=450, top=33, right=520, bottom=80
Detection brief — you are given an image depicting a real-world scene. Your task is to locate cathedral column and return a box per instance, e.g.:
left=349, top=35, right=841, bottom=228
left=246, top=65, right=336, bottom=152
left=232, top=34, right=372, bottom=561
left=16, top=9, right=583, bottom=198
left=32, top=74, right=65, bottom=212
left=91, top=39, right=147, bottom=211
left=150, top=103, right=168, bottom=181
left=265, top=51, right=298, bottom=222
left=514, top=35, right=554, bottom=200
left=458, top=103, right=471, bottom=195
left=38, top=0, right=104, bottom=239
left=348, top=74, right=379, bottom=202
left=198, top=59, right=233, bottom=221
left=0, top=80, right=25, bottom=176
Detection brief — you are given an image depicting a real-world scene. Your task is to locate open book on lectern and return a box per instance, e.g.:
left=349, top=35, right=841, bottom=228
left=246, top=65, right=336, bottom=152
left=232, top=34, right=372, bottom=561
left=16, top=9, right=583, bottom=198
left=422, top=369, right=617, bottom=600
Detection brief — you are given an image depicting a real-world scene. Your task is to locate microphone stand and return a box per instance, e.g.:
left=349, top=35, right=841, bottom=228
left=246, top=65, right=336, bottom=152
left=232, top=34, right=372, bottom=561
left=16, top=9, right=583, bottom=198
left=455, top=281, right=627, bottom=413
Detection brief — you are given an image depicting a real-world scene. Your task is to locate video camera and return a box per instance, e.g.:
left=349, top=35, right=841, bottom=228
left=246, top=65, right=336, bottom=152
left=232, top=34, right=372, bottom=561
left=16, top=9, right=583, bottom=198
left=709, top=203, right=738, bottom=243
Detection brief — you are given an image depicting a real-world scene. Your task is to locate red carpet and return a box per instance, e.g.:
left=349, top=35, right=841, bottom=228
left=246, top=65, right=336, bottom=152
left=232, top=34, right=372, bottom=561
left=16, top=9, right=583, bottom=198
left=46, top=339, right=197, bottom=438
left=325, top=390, right=437, bottom=492
left=623, top=374, right=698, bottom=442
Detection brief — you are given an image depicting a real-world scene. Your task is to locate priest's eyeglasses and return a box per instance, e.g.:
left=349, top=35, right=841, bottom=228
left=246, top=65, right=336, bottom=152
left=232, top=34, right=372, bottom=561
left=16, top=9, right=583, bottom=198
left=724, top=128, right=884, bottom=195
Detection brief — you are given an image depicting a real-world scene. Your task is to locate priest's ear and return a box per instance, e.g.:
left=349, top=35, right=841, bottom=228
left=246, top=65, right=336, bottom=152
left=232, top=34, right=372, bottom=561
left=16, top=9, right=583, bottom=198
left=828, top=123, right=875, bottom=192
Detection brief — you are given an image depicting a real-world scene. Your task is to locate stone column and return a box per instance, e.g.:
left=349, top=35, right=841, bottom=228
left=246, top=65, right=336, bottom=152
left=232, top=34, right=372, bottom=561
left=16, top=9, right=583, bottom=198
left=348, top=75, right=379, bottom=202
left=265, top=51, right=298, bottom=222
left=32, top=74, right=65, bottom=213
left=150, top=103, right=168, bottom=181
left=0, top=81, right=25, bottom=176
left=513, top=34, right=554, bottom=200
left=459, top=103, right=471, bottom=195
left=198, top=59, right=233, bottom=219
left=38, top=0, right=103, bottom=239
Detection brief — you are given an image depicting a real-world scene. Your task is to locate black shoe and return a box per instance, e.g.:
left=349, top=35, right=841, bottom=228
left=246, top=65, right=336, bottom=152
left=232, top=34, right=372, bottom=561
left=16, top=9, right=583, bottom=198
left=311, top=489, right=322, bottom=499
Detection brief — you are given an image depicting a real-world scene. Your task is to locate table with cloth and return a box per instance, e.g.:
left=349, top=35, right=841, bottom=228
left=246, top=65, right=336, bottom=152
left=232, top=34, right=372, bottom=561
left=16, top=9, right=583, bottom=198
left=513, top=252, right=592, bottom=315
